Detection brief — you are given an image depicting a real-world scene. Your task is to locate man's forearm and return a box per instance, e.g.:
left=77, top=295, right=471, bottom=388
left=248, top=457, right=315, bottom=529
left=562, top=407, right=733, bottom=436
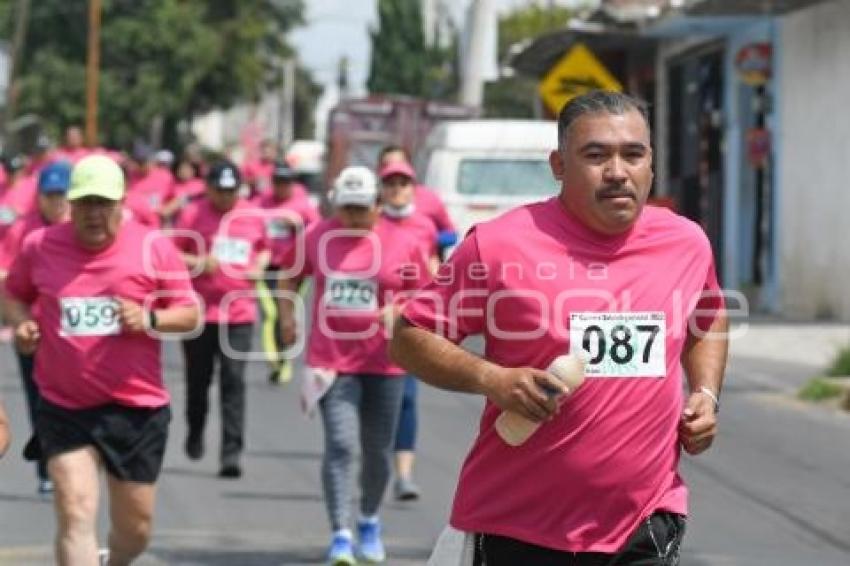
left=152, top=305, right=200, bottom=333
left=276, top=277, right=303, bottom=321
left=682, top=310, right=729, bottom=397
left=0, top=290, right=32, bottom=328
left=389, top=318, right=497, bottom=395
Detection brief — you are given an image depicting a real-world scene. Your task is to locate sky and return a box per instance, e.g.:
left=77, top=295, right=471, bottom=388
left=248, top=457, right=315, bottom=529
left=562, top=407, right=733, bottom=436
left=290, top=0, right=592, bottom=97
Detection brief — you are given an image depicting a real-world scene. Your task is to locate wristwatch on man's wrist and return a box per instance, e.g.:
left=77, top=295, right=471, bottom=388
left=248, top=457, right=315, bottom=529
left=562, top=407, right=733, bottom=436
left=147, top=310, right=158, bottom=331
left=698, top=386, right=720, bottom=413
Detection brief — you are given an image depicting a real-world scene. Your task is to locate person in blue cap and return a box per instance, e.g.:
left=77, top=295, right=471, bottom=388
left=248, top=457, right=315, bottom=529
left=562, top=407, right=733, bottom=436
left=0, top=160, right=72, bottom=495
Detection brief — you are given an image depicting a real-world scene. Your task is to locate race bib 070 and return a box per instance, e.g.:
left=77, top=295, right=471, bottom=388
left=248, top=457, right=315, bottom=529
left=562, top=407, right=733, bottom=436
left=324, top=276, right=378, bottom=311
left=60, top=297, right=121, bottom=337
left=569, top=312, right=666, bottom=378
left=212, top=237, right=251, bottom=266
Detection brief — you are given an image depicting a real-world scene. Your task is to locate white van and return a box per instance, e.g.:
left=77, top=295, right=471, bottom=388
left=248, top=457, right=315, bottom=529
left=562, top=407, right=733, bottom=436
left=418, top=120, right=560, bottom=239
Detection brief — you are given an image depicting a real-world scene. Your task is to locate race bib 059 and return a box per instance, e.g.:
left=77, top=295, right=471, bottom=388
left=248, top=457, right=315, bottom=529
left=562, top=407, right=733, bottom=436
left=569, top=312, right=666, bottom=378
left=212, top=236, right=251, bottom=266
left=60, top=297, right=121, bottom=337
left=324, top=276, right=378, bottom=311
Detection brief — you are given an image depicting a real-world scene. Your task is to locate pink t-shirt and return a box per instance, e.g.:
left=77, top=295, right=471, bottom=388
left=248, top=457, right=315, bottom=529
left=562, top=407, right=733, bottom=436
left=403, top=198, right=724, bottom=553
left=382, top=211, right=438, bottom=259
left=52, top=147, right=92, bottom=164
left=0, top=212, right=49, bottom=273
left=281, top=217, right=429, bottom=375
left=253, top=191, right=320, bottom=266
left=414, top=184, right=454, bottom=233
left=5, top=221, right=196, bottom=410
left=242, top=159, right=308, bottom=199
left=0, top=174, right=38, bottom=230
left=241, top=159, right=274, bottom=194
left=173, top=198, right=269, bottom=324
left=127, top=167, right=175, bottom=226
left=172, top=178, right=206, bottom=202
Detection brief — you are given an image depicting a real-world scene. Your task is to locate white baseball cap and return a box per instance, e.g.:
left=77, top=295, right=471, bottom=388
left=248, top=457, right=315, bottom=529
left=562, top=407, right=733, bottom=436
left=332, top=166, right=378, bottom=207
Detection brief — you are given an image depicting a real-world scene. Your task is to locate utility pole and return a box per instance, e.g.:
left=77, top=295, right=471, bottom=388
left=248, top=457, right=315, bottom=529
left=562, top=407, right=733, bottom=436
left=460, top=0, right=496, bottom=108
left=85, top=0, right=102, bottom=147
left=2, top=0, right=32, bottom=148
left=277, top=58, right=296, bottom=150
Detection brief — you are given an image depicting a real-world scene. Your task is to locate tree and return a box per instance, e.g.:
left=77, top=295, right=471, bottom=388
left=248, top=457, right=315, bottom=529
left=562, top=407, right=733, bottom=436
left=483, top=3, right=572, bottom=118
left=367, top=0, right=457, bottom=99
left=0, top=0, right=321, bottom=150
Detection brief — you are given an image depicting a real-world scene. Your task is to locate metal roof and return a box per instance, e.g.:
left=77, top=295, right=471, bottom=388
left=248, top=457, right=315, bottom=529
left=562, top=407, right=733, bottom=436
left=685, top=0, right=833, bottom=16
left=509, top=25, right=657, bottom=78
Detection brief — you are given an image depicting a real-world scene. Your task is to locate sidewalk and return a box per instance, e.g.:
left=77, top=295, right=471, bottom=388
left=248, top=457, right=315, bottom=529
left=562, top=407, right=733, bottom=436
left=729, top=319, right=850, bottom=369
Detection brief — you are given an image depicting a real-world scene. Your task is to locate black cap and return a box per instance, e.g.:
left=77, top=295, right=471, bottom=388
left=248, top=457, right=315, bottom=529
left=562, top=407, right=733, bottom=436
left=2, top=154, right=26, bottom=174
left=271, top=161, right=296, bottom=181
left=207, top=161, right=241, bottom=190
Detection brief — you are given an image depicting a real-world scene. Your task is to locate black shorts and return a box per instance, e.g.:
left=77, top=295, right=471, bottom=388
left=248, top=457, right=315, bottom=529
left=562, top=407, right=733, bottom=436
left=474, top=511, right=686, bottom=566
left=26, top=400, right=171, bottom=484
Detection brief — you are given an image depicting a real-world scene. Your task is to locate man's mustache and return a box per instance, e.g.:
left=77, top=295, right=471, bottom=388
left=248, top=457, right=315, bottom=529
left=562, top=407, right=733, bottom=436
left=597, top=185, right=636, bottom=200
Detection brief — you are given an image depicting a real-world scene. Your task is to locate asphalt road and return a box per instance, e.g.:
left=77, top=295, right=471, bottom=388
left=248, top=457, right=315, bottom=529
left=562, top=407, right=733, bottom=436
left=1, top=332, right=849, bottom=565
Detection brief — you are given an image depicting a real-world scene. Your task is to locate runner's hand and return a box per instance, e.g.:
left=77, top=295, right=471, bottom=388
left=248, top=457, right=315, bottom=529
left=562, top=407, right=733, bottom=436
left=117, top=299, right=147, bottom=333
left=482, top=366, right=568, bottom=423
left=203, top=255, right=219, bottom=275
left=679, top=391, right=717, bottom=455
left=14, top=320, right=40, bottom=354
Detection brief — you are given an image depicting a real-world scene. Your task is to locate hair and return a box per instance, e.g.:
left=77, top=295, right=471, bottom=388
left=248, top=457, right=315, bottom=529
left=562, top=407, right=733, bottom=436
left=377, top=144, right=409, bottom=166
left=557, top=90, right=650, bottom=150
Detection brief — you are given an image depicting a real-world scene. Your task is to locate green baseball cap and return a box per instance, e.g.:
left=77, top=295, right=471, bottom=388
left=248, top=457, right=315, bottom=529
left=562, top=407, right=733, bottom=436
left=67, top=154, right=125, bottom=201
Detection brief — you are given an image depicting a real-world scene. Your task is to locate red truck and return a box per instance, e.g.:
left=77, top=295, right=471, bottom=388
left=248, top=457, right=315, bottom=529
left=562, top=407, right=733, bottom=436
left=324, top=95, right=477, bottom=191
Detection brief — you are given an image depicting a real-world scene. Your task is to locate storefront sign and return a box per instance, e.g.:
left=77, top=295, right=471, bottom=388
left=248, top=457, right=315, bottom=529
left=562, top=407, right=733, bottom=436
left=736, top=43, right=772, bottom=87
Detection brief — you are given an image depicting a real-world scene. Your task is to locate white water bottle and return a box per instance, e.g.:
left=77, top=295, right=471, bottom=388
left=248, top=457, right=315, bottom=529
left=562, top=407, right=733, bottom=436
left=494, top=354, right=586, bottom=447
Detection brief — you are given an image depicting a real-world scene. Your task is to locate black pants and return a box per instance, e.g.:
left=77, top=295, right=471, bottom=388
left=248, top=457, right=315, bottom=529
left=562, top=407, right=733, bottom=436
left=182, top=323, right=253, bottom=465
left=474, top=511, right=686, bottom=566
left=16, top=352, right=47, bottom=481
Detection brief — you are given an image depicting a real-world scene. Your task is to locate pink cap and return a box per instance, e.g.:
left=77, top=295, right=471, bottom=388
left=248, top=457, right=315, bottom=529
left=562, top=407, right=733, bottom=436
left=379, top=161, right=416, bottom=181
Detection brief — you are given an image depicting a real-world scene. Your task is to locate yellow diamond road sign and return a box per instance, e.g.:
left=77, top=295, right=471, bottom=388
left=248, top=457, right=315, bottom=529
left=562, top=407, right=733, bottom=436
left=538, top=43, right=623, bottom=115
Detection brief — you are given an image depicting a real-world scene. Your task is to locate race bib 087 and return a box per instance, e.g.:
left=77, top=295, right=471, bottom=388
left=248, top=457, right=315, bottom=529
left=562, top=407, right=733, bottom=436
left=569, top=312, right=666, bottom=378
left=212, top=237, right=251, bottom=266
left=60, top=297, right=121, bottom=337
left=324, top=276, right=378, bottom=311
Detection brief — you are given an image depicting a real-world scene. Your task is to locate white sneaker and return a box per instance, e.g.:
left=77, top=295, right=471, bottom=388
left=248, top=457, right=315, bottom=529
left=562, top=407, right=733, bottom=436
left=98, top=548, right=110, bottom=566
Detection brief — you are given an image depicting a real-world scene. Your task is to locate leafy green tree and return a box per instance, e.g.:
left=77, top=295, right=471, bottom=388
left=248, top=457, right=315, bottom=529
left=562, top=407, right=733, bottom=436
left=484, top=3, right=572, bottom=118
left=367, top=0, right=457, bottom=99
left=0, top=0, right=320, bottom=149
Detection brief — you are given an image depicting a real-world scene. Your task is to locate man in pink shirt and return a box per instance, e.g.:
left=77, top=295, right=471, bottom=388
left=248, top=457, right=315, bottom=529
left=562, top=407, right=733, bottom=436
left=126, top=144, right=175, bottom=227
left=0, top=154, right=38, bottom=236
left=173, top=161, right=270, bottom=479
left=1, top=155, right=199, bottom=566
left=277, top=166, right=428, bottom=565
left=241, top=139, right=277, bottom=198
left=377, top=159, right=439, bottom=503
left=53, top=125, right=92, bottom=164
left=0, top=161, right=71, bottom=496
left=254, top=161, right=319, bottom=384
left=390, top=91, right=728, bottom=565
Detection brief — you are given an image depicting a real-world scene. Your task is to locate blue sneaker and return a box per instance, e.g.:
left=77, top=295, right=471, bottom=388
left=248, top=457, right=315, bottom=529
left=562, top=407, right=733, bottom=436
left=357, top=519, right=386, bottom=563
left=327, top=533, right=356, bottom=565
